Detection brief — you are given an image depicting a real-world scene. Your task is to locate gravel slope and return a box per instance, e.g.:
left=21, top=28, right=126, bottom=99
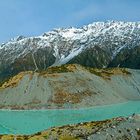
left=0, top=64, right=140, bottom=109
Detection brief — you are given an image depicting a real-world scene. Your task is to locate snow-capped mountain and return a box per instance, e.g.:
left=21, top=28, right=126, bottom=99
left=0, top=21, right=140, bottom=83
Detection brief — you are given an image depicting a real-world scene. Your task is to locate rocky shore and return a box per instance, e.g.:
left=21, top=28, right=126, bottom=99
left=0, top=114, right=140, bottom=140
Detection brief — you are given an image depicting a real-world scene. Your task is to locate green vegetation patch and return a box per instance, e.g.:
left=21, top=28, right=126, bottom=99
left=39, top=64, right=77, bottom=76
left=86, top=67, right=131, bottom=79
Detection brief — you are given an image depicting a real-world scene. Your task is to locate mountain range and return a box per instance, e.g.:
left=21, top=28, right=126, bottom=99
left=0, top=21, right=140, bottom=85
left=0, top=21, right=140, bottom=139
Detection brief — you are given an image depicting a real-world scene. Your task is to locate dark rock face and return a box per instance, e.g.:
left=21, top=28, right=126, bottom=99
left=0, top=47, right=56, bottom=85
left=109, top=46, right=140, bottom=69
left=12, top=47, right=56, bottom=72
left=68, top=46, right=112, bottom=68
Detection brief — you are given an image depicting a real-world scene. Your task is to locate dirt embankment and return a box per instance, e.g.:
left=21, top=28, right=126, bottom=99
left=0, top=64, right=140, bottom=109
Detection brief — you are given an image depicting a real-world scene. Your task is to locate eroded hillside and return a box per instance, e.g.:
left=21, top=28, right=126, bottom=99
left=0, top=64, right=140, bottom=109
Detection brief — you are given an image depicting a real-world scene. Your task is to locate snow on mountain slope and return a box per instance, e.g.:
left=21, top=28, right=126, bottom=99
left=0, top=21, right=140, bottom=83
left=1, top=21, right=140, bottom=63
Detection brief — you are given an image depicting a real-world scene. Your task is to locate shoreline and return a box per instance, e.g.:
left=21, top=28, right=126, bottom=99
left=0, top=100, right=139, bottom=135
left=0, top=100, right=139, bottom=111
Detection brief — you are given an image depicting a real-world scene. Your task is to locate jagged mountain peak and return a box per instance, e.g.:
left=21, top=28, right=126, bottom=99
left=1, top=21, right=140, bottom=49
left=10, top=35, right=26, bottom=42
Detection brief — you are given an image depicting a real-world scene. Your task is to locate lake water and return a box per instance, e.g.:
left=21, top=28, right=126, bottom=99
left=0, top=101, right=140, bottom=135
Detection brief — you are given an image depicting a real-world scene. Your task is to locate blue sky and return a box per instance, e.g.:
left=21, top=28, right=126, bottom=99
left=0, top=0, right=140, bottom=43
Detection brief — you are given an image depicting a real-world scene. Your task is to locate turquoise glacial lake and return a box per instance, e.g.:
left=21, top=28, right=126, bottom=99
left=0, top=101, right=140, bottom=135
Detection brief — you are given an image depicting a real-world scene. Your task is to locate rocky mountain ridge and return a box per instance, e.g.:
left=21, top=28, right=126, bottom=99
left=0, top=21, right=140, bottom=84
